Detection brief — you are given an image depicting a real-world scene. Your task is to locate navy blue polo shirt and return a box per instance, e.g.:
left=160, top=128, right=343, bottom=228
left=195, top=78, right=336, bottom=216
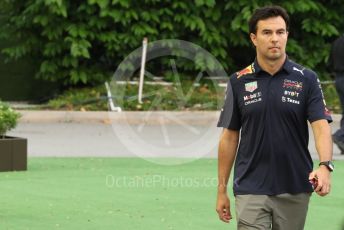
left=217, top=58, right=332, bottom=195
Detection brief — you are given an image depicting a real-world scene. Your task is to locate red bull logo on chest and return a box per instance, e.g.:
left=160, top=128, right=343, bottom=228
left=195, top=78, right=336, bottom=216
left=283, top=79, right=303, bottom=91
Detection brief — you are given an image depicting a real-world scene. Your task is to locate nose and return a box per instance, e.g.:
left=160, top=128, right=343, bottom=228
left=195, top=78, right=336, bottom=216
left=271, top=32, right=278, bottom=42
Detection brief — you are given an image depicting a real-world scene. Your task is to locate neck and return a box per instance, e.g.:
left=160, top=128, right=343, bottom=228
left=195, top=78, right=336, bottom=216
left=256, top=54, right=286, bottom=75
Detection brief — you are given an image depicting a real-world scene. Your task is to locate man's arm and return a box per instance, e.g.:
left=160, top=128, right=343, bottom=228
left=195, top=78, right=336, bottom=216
left=309, top=119, right=333, bottom=196
left=216, top=128, right=239, bottom=223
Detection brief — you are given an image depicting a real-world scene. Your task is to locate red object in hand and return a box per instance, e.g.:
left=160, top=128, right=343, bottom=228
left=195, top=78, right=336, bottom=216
left=309, top=178, right=318, bottom=190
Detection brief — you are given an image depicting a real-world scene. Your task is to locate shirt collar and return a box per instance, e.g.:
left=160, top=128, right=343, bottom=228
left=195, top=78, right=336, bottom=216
left=253, top=56, right=292, bottom=76
left=282, top=57, right=294, bottom=74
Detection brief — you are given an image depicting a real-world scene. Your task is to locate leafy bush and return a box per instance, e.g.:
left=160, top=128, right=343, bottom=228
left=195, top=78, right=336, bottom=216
left=119, top=81, right=224, bottom=111
left=44, top=80, right=342, bottom=112
left=1, top=0, right=343, bottom=86
left=47, top=86, right=108, bottom=111
left=0, top=101, right=21, bottom=137
left=322, top=83, right=342, bottom=114
left=45, top=80, right=225, bottom=111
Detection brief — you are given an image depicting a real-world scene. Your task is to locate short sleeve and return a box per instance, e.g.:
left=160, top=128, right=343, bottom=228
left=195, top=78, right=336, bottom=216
left=217, top=78, right=242, bottom=130
left=306, top=74, right=332, bottom=123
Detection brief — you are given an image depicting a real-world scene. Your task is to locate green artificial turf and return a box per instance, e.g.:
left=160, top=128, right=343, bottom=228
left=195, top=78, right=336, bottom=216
left=0, top=158, right=343, bottom=230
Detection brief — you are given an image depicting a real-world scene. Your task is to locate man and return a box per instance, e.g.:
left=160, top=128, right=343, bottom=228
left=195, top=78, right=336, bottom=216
left=329, top=34, right=344, bottom=154
left=216, top=5, right=333, bottom=230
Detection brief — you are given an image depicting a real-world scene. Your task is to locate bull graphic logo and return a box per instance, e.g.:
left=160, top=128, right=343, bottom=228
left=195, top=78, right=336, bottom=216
left=237, top=64, right=254, bottom=78
left=283, top=79, right=303, bottom=91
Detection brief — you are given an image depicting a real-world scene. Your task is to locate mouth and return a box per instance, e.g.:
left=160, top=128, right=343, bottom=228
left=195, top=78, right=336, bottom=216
left=269, top=47, right=280, bottom=53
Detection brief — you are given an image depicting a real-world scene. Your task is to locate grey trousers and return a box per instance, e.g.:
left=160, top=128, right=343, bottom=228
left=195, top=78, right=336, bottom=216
left=235, top=193, right=311, bottom=230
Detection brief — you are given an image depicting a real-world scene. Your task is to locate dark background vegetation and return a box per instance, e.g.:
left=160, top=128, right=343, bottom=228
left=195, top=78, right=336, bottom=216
left=0, top=0, right=343, bottom=107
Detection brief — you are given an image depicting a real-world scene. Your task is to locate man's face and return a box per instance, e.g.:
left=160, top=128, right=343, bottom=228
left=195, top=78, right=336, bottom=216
left=250, top=16, right=288, bottom=61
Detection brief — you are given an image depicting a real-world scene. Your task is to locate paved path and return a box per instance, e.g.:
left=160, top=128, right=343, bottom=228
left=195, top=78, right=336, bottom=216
left=8, top=111, right=344, bottom=160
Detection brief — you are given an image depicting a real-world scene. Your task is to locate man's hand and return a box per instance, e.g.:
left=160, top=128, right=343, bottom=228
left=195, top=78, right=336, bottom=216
left=309, top=119, right=332, bottom=196
left=309, top=166, right=331, bottom=196
left=216, top=192, right=232, bottom=223
left=216, top=129, right=238, bottom=223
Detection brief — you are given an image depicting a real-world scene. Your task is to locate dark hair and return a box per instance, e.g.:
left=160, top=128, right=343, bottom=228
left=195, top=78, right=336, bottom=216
left=249, top=5, right=289, bottom=34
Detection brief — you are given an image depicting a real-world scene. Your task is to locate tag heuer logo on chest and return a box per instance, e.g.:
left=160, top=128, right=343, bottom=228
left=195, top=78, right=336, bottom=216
left=245, top=81, right=258, bottom=92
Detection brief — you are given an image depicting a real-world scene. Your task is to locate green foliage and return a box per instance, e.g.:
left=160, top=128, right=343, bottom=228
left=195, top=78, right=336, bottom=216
left=322, top=83, right=342, bottom=114
left=120, top=81, right=223, bottom=111
left=46, top=81, right=225, bottom=111
left=0, top=101, right=21, bottom=137
left=1, top=0, right=344, bottom=86
left=47, top=86, right=108, bottom=111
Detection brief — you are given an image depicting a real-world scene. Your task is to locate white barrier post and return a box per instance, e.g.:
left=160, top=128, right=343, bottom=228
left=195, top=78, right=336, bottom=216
left=105, top=82, right=122, bottom=112
left=138, top=37, right=148, bottom=104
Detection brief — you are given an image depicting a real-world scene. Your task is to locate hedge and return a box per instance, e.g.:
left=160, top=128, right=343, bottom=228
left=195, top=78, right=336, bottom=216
left=0, top=0, right=343, bottom=86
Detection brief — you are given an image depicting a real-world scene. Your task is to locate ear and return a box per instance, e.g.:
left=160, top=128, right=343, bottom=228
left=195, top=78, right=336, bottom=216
left=250, top=33, right=257, bottom=47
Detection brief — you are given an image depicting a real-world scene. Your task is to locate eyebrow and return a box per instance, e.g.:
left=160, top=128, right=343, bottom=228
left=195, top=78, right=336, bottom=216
left=261, top=28, right=286, bottom=32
